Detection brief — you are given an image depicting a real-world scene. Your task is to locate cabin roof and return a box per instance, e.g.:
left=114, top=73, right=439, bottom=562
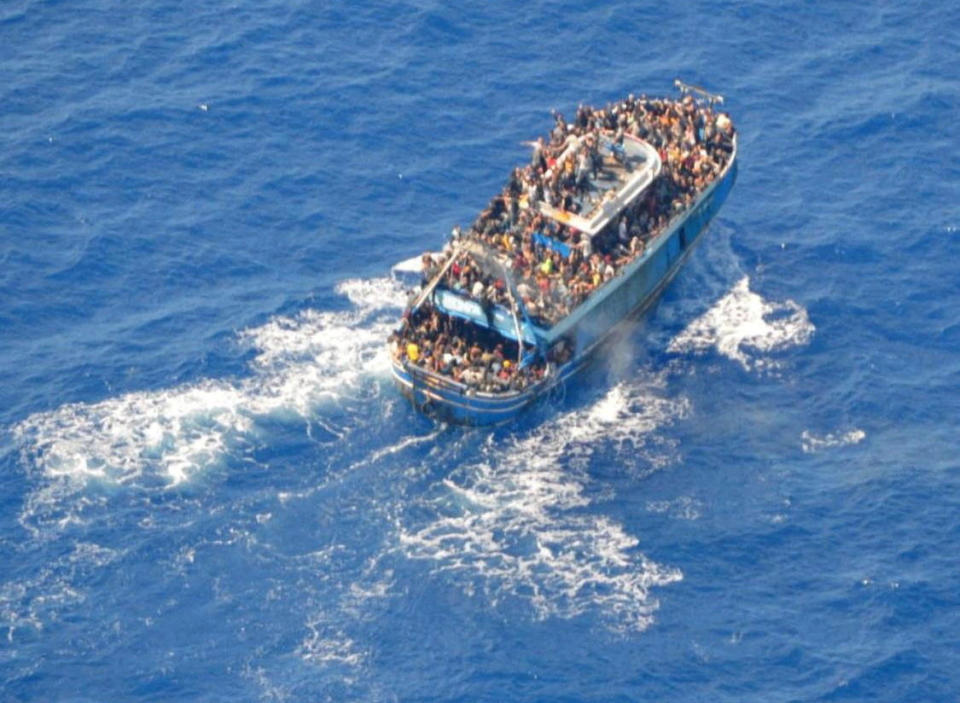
left=537, top=135, right=661, bottom=236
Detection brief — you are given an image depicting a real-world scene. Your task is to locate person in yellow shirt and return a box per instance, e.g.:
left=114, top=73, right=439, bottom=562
left=406, top=342, right=420, bottom=362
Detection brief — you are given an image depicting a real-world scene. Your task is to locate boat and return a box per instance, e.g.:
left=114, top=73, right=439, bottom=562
left=388, top=81, right=738, bottom=424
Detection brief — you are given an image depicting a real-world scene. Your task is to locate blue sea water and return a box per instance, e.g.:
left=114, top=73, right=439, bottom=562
left=2, top=0, right=959, bottom=700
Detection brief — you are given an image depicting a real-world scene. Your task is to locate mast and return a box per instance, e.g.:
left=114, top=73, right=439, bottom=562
left=410, top=245, right=463, bottom=312
left=462, top=239, right=536, bottom=362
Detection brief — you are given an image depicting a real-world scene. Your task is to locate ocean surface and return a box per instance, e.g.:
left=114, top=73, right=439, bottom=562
left=2, top=1, right=959, bottom=701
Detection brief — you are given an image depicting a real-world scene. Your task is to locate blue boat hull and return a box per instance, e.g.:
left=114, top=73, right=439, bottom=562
left=392, top=153, right=738, bottom=425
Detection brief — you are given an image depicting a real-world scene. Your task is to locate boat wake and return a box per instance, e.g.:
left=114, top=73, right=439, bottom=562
left=13, top=277, right=406, bottom=490
left=668, top=276, right=815, bottom=371
left=397, top=375, right=688, bottom=632
left=10, top=277, right=406, bottom=544
left=2, top=278, right=415, bottom=670
left=5, top=271, right=702, bottom=651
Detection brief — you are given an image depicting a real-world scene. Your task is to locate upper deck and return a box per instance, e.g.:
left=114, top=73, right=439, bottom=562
left=537, top=135, right=661, bottom=236
left=392, top=91, right=738, bottom=396
left=426, top=135, right=735, bottom=349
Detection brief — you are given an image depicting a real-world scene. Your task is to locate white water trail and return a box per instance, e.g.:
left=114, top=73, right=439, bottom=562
left=12, top=277, right=406, bottom=489
left=398, top=374, right=688, bottom=631
left=4, top=273, right=412, bottom=648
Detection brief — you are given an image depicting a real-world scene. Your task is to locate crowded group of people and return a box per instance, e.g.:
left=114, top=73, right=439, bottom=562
left=389, top=304, right=549, bottom=393
left=393, top=93, right=735, bottom=392
left=433, top=94, right=734, bottom=327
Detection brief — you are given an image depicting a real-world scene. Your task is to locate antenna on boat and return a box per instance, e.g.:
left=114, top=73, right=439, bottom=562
left=674, top=79, right=724, bottom=106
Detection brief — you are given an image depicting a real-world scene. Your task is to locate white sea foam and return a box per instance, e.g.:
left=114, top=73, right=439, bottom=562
left=359, top=428, right=445, bottom=468
left=13, top=277, right=406, bottom=488
left=0, top=541, right=121, bottom=640
left=293, top=551, right=393, bottom=672
left=646, top=496, right=703, bottom=520
left=7, top=278, right=407, bottom=649
left=398, top=376, right=687, bottom=631
left=668, top=276, right=815, bottom=371
left=297, top=619, right=365, bottom=667
left=801, top=428, right=866, bottom=453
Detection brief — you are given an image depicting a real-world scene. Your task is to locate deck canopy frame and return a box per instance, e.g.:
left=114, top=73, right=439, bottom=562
left=412, top=239, right=542, bottom=355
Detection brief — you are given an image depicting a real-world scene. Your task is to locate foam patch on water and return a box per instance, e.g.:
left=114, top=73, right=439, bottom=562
left=668, top=276, right=815, bottom=371
left=0, top=541, right=121, bottom=641
left=290, top=554, right=397, bottom=682
left=398, top=377, right=687, bottom=631
left=293, top=568, right=393, bottom=671
left=646, top=496, right=703, bottom=520
left=12, top=277, right=406, bottom=489
left=801, top=428, right=866, bottom=453
left=297, top=619, right=365, bottom=667
left=6, top=276, right=407, bottom=655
